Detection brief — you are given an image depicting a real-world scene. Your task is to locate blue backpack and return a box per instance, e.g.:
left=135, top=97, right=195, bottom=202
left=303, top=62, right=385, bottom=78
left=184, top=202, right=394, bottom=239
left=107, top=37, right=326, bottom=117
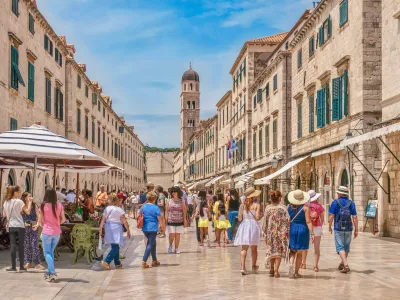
left=335, top=199, right=352, bottom=231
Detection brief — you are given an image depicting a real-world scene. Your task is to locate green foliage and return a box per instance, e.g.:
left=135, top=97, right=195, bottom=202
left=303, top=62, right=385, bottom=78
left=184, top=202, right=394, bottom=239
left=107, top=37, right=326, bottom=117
left=145, top=147, right=179, bottom=153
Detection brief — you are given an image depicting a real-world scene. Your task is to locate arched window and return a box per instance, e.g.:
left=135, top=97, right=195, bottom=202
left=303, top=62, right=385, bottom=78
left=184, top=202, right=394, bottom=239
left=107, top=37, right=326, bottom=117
left=341, top=169, right=349, bottom=187
left=192, top=101, right=195, bottom=109
left=25, top=172, right=32, bottom=193
left=8, top=169, right=15, bottom=186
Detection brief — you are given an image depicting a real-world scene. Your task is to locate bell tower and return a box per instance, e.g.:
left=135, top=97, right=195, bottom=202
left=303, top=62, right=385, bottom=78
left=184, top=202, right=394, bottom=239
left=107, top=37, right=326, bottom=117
left=180, top=64, right=200, bottom=148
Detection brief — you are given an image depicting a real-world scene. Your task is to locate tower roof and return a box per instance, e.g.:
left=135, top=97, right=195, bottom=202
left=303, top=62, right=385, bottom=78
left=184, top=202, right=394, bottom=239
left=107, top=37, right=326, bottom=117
left=182, top=64, right=200, bottom=82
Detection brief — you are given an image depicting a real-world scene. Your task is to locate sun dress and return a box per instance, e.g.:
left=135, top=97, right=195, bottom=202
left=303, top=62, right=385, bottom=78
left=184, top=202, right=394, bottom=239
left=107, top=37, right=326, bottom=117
left=234, top=210, right=260, bottom=246
left=288, top=204, right=310, bottom=250
left=263, top=204, right=290, bottom=262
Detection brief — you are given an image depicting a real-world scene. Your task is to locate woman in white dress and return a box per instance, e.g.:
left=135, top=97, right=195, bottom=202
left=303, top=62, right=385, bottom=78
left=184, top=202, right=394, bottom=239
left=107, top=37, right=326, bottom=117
left=234, top=187, right=261, bottom=275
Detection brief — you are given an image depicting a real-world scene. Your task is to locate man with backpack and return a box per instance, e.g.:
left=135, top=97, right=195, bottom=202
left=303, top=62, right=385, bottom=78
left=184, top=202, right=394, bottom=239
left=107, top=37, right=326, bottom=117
left=328, top=186, right=358, bottom=274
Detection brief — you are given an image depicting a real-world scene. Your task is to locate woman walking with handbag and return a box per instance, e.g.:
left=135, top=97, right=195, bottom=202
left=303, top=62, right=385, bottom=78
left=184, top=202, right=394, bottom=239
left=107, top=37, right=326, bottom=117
left=234, top=187, right=261, bottom=275
left=263, top=190, right=290, bottom=278
left=2, top=185, right=31, bottom=272
left=287, top=190, right=314, bottom=278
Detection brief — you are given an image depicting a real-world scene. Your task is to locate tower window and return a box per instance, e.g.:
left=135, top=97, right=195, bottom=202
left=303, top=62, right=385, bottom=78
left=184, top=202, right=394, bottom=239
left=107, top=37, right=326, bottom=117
left=196, top=84, right=199, bottom=91
left=190, top=83, right=193, bottom=90
left=184, top=84, right=186, bottom=91
left=187, top=101, right=190, bottom=109
left=192, top=101, right=195, bottom=109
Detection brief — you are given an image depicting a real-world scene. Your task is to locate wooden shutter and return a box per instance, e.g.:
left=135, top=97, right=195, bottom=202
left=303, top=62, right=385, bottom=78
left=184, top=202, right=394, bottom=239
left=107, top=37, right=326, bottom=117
left=265, top=124, right=269, bottom=152
left=257, top=89, right=262, bottom=103
left=309, top=36, right=314, bottom=57
left=273, top=74, right=277, bottom=90
left=253, top=95, right=257, bottom=108
left=85, top=115, right=88, bottom=139
left=54, top=88, right=59, bottom=119
left=325, top=84, right=330, bottom=125
left=309, top=95, right=314, bottom=133
left=28, top=62, right=34, bottom=101
left=340, top=0, right=348, bottom=27
left=59, top=53, right=62, bottom=67
left=45, top=78, right=51, bottom=113
left=273, top=120, right=277, bottom=149
left=10, top=118, right=18, bottom=131
left=243, top=58, right=247, bottom=74
left=92, top=121, right=95, bottom=144
left=265, top=83, right=269, bottom=98
left=297, top=103, right=302, bottom=138
left=44, top=34, right=48, bottom=50
left=77, top=108, right=81, bottom=133
left=49, top=41, right=53, bottom=56
left=327, top=15, right=332, bottom=38
left=318, top=26, right=324, bottom=46
left=343, top=70, right=349, bottom=116
left=98, top=127, right=101, bottom=148
left=253, top=132, right=256, bottom=158
left=317, top=89, right=324, bottom=128
left=259, top=127, right=262, bottom=155
left=297, top=49, right=302, bottom=68
left=60, top=91, right=64, bottom=122
left=29, top=13, right=35, bottom=33
left=332, top=77, right=342, bottom=121
left=55, top=48, right=59, bottom=62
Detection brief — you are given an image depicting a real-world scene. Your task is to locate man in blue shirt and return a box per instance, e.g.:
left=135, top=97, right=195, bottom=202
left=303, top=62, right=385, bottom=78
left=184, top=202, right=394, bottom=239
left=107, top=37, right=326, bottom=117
left=139, top=182, right=155, bottom=207
left=329, top=186, right=358, bottom=274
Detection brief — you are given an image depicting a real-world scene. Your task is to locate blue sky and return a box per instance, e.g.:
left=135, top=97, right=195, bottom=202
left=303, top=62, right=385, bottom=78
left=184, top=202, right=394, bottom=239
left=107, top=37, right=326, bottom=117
left=37, top=0, right=310, bottom=147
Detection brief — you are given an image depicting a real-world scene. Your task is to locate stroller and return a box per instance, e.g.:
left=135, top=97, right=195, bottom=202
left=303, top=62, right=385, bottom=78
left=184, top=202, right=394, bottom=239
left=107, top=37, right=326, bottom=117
left=0, top=215, right=10, bottom=250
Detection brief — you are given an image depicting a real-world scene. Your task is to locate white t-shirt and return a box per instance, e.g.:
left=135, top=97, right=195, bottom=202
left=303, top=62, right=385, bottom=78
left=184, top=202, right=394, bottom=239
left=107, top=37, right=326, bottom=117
left=56, top=191, right=66, bottom=203
left=103, top=205, right=125, bottom=223
left=187, top=194, right=194, bottom=205
left=65, top=193, right=76, bottom=203
left=3, top=199, right=25, bottom=228
left=132, top=195, right=139, bottom=204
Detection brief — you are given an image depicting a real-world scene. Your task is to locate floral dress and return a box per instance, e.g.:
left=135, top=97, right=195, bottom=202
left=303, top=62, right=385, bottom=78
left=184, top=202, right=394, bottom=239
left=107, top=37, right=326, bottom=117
left=264, top=204, right=290, bottom=261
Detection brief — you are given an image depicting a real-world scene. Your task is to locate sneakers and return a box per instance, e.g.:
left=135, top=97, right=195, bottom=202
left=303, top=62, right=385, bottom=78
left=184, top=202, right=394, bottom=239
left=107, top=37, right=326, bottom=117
left=19, top=267, right=27, bottom=273
left=44, top=273, right=57, bottom=282
left=175, top=248, right=181, bottom=254
left=288, top=264, right=295, bottom=278
left=168, top=246, right=173, bottom=253
left=6, top=267, right=17, bottom=273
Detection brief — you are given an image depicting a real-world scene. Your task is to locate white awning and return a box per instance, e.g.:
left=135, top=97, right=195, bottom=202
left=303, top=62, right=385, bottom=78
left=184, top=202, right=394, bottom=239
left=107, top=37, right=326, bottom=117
left=205, top=175, right=224, bottom=187
left=234, top=165, right=270, bottom=182
left=254, top=156, right=310, bottom=185
left=311, top=144, right=344, bottom=158
left=188, top=178, right=212, bottom=190
left=341, top=122, right=400, bottom=148
left=220, top=179, right=232, bottom=184
left=235, top=181, right=246, bottom=189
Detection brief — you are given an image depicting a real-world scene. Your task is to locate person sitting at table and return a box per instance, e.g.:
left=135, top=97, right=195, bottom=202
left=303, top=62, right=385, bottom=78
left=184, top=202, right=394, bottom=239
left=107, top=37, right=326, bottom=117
left=80, top=190, right=94, bottom=222
left=100, top=194, right=131, bottom=270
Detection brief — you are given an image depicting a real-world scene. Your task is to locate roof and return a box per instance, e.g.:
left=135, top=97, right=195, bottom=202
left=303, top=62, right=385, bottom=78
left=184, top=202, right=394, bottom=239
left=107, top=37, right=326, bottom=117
left=229, top=32, right=288, bottom=75
left=216, top=90, right=232, bottom=108
left=182, top=67, right=200, bottom=82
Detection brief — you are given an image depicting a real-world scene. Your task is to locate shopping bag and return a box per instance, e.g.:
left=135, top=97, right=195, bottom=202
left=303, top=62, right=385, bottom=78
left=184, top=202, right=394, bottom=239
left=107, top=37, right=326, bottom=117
left=98, top=236, right=103, bottom=251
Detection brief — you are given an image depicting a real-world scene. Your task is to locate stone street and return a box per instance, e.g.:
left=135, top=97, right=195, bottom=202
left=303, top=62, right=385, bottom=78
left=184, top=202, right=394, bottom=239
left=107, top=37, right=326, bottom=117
left=0, top=220, right=399, bottom=300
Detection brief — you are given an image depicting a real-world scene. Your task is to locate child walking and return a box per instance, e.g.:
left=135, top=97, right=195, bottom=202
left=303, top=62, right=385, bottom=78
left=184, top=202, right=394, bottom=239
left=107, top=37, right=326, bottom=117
left=196, top=199, right=211, bottom=248
left=217, top=203, right=231, bottom=248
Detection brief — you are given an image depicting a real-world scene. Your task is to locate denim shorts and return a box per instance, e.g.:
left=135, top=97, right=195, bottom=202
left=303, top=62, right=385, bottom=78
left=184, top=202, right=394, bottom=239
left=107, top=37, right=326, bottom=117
left=334, top=230, right=352, bottom=253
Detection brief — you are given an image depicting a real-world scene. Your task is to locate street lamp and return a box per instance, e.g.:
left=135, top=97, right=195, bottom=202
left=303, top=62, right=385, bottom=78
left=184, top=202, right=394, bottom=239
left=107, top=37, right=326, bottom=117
left=271, top=156, right=279, bottom=169
left=344, top=131, right=356, bottom=152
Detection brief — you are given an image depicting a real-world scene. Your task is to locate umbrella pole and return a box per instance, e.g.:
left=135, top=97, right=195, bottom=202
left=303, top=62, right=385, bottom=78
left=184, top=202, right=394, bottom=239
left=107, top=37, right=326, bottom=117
left=32, top=156, right=37, bottom=197
left=53, top=164, right=57, bottom=189
left=76, top=173, right=79, bottom=203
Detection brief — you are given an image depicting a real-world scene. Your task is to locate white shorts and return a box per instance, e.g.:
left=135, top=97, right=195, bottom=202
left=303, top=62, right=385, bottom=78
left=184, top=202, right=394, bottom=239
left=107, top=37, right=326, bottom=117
left=314, top=226, right=323, bottom=237
left=166, top=225, right=184, bottom=235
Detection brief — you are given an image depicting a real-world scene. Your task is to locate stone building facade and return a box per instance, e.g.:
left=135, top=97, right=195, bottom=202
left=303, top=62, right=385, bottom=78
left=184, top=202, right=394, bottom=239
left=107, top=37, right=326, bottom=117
left=0, top=0, right=145, bottom=201
left=146, top=152, right=175, bottom=190
left=216, top=91, right=232, bottom=176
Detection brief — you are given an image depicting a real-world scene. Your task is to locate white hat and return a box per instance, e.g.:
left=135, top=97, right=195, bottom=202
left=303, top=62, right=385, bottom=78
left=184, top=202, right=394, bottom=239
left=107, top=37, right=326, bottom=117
left=336, top=186, right=349, bottom=196
left=308, top=190, right=321, bottom=202
left=288, top=190, right=310, bottom=205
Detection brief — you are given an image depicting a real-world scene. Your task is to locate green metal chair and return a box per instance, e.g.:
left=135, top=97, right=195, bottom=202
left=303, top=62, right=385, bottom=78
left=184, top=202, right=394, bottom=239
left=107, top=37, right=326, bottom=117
left=84, top=219, right=99, bottom=228
left=71, top=224, right=94, bottom=264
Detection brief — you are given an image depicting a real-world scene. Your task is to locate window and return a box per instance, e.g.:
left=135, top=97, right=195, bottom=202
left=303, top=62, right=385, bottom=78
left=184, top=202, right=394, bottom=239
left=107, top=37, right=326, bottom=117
left=319, top=16, right=331, bottom=46
left=253, top=95, right=257, bottom=109
left=98, top=127, right=101, bottom=148
left=12, top=0, right=19, bottom=16
left=243, top=57, right=247, bottom=74
left=257, top=89, right=262, bottom=103
left=309, top=36, right=315, bottom=57
left=332, top=70, right=349, bottom=121
left=10, top=46, right=25, bottom=91
left=92, top=120, right=95, bottom=144
left=273, top=74, right=278, bottom=91
left=253, top=132, right=256, bottom=158
left=341, top=169, right=349, bottom=187
left=44, top=34, right=53, bottom=55
left=77, top=74, right=81, bottom=88
left=103, top=131, right=106, bottom=151
left=55, top=48, right=62, bottom=67
left=272, top=120, right=277, bottom=149
left=309, top=95, right=314, bottom=133
left=297, top=103, right=302, bottom=138
left=29, top=13, right=35, bottom=34
left=77, top=108, right=81, bottom=134
left=85, top=85, right=88, bottom=97
left=192, top=101, right=195, bottom=109
left=85, top=115, right=89, bottom=139
left=297, top=49, right=302, bottom=69
left=45, top=77, right=51, bottom=113
left=316, top=84, right=330, bottom=128
left=92, top=93, right=97, bottom=105
left=54, top=88, right=64, bottom=121
left=265, top=124, right=269, bottom=153
left=258, top=127, right=263, bottom=155
left=340, top=0, right=348, bottom=27
left=265, top=83, right=270, bottom=98
left=28, top=62, right=34, bottom=101
left=10, top=118, right=18, bottom=131
left=98, top=99, right=100, bottom=111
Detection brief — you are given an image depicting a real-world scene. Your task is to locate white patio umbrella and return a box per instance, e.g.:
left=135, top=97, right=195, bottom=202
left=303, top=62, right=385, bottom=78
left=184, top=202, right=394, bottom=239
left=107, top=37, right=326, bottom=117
left=0, top=124, right=111, bottom=195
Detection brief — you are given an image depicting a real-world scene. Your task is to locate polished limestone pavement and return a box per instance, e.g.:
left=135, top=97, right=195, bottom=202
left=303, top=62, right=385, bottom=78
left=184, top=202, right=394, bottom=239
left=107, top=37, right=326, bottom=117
left=0, top=221, right=400, bottom=300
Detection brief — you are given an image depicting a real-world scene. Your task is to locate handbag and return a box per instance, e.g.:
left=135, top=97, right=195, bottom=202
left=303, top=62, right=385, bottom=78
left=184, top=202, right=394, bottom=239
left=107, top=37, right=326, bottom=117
left=137, top=206, right=144, bottom=229
left=284, top=205, right=305, bottom=266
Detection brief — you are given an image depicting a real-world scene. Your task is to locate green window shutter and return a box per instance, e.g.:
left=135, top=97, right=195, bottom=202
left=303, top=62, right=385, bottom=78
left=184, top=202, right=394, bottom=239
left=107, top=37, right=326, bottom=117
left=77, top=75, right=81, bottom=88
left=309, top=36, right=314, bottom=57
left=232, top=76, right=235, bottom=90
left=77, top=108, right=81, bottom=134
left=55, top=48, right=59, bottom=62
left=44, top=34, right=48, bottom=50
left=103, top=131, right=105, bottom=151
left=29, top=13, right=35, bottom=34
left=265, top=124, right=269, bottom=153
left=240, top=65, right=242, bottom=82
left=54, top=88, right=59, bottom=119
left=253, top=95, right=257, bottom=108
left=325, top=84, right=330, bottom=125
left=332, top=77, right=342, bottom=121
left=60, top=91, right=64, bottom=122
left=318, top=26, right=324, bottom=46
left=253, top=132, right=256, bottom=158
left=98, top=127, right=101, bottom=148
left=265, top=83, right=269, bottom=98
left=273, top=120, right=277, bottom=149
left=243, top=58, right=247, bottom=74
left=297, top=49, right=302, bottom=69
left=85, top=85, right=88, bottom=97
left=327, top=15, right=332, bottom=38
left=45, top=78, right=51, bottom=113
left=119, top=126, right=124, bottom=133
left=92, top=121, right=95, bottom=144
left=28, top=62, right=34, bottom=101
left=49, top=40, right=53, bottom=56
left=259, top=128, right=263, bottom=155
left=273, top=74, right=278, bottom=91
left=85, top=115, right=88, bottom=139
left=12, top=0, right=19, bottom=16
left=98, top=99, right=100, bottom=111
left=10, top=118, right=18, bottom=131
left=343, top=70, right=349, bottom=116
left=297, top=103, right=302, bottom=138
left=257, top=89, right=262, bottom=103
left=317, top=89, right=324, bottom=128
left=340, top=0, right=348, bottom=27
left=309, top=95, right=314, bottom=133
left=10, top=46, right=25, bottom=89
left=59, top=53, right=62, bottom=67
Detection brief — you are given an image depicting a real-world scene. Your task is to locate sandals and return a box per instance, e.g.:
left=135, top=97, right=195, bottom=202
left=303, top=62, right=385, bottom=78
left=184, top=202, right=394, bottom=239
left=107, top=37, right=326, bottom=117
left=300, top=263, right=306, bottom=269
left=269, top=269, right=275, bottom=276
left=241, top=269, right=248, bottom=275
left=152, top=261, right=161, bottom=267
left=142, top=262, right=150, bottom=269
left=101, top=261, right=110, bottom=270
left=314, top=266, right=319, bottom=272
left=252, top=265, right=259, bottom=272
left=274, top=272, right=280, bottom=278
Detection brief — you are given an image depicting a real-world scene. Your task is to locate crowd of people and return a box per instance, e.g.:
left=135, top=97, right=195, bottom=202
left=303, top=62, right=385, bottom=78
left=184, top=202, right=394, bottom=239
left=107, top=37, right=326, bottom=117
left=1, top=180, right=358, bottom=282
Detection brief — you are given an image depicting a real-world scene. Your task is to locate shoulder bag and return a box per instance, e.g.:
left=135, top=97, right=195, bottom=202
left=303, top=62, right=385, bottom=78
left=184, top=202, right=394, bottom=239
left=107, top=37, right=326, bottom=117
left=137, top=205, right=144, bottom=229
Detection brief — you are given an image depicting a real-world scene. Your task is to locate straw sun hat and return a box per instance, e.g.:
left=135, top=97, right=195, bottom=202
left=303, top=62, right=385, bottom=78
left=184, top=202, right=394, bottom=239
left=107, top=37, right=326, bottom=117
left=244, top=187, right=261, bottom=198
left=308, top=190, right=321, bottom=202
left=288, top=189, right=310, bottom=205
left=336, top=186, right=349, bottom=196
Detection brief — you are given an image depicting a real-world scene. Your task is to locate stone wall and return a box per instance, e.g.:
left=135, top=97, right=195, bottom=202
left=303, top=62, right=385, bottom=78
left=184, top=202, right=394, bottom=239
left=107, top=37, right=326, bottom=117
left=147, top=152, right=175, bottom=189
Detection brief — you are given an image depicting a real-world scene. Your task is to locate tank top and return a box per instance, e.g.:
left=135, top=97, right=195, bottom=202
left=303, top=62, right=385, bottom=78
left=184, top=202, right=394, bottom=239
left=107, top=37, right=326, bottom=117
left=167, top=199, right=184, bottom=226
left=41, top=203, right=63, bottom=235
left=228, top=196, right=240, bottom=211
